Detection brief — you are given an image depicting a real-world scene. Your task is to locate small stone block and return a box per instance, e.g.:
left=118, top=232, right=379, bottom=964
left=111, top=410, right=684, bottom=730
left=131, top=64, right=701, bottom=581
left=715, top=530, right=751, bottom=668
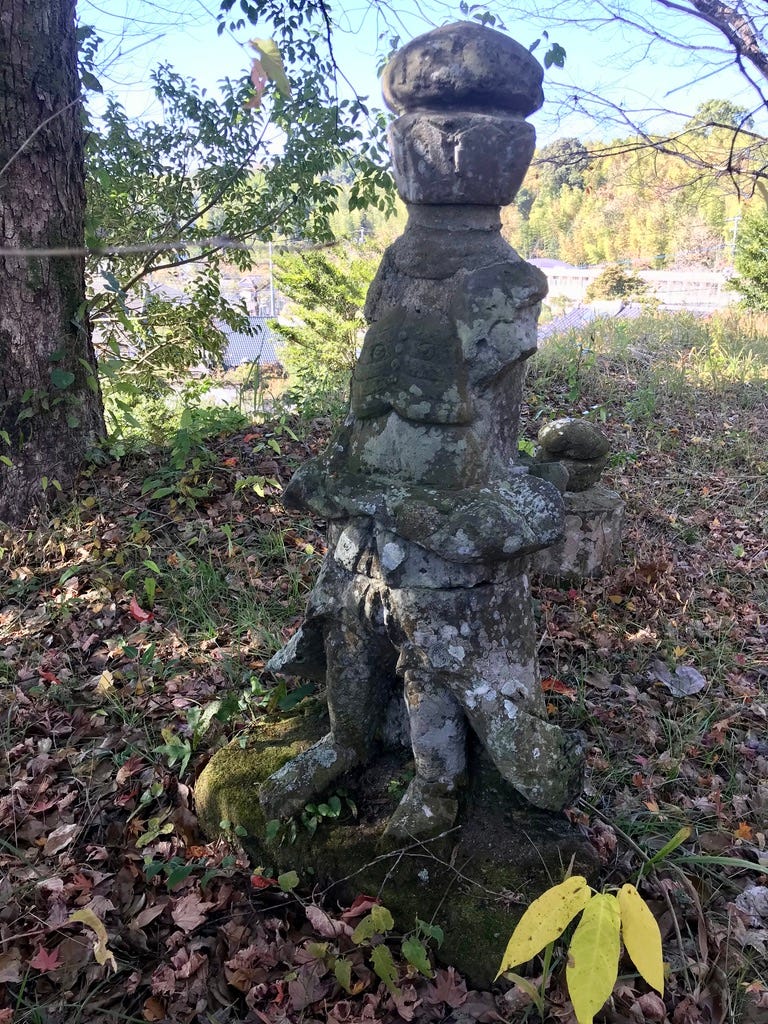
left=530, top=484, right=625, bottom=580
left=389, top=112, right=535, bottom=205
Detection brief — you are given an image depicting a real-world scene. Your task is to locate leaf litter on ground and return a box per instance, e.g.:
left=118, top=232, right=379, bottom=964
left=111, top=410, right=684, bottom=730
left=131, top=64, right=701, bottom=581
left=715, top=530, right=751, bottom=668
left=0, top=347, right=766, bottom=1023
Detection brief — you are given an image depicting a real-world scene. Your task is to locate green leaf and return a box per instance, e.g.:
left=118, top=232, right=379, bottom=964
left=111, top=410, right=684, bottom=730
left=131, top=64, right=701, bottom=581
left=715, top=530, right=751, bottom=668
left=250, top=38, right=292, bottom=98
left=265, top=819, right=282, bottom=842
left=165, top=863, right=196, bottom=890
left=334, top=957, right=353, bottom=993
left=544, top=42, right=567, bottom=69
left=278, top=870, right=299, bottom=891
left=643, top=826, right=692, bottom=871
left=566, top=893, right=621, bottom=1024
left=81, top=69, right=103, bottom=93
left=416, top=919, right=444, bottom=947
left=401, top=936, right=433, bottom=978
left=371, top=904, right=395, bottom=933
left=496, top=876, right=591, bottom=978
left=352, top=905, right=395, bottom=944
left=143, top=859, right=165, bottom=881
left=673, top=854, right=768, bottom=876
left=50, top=368, right=75, bottom=389
left=371, top=944, right=400, bottom=994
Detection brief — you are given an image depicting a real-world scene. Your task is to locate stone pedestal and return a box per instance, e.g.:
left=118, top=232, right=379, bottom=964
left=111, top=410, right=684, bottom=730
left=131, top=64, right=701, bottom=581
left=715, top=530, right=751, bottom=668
left=530, top=483, right=625, bottom=581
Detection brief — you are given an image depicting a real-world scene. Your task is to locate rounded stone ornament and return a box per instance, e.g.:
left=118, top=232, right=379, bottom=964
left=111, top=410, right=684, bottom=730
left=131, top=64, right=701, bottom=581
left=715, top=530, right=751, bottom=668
left=382, top=21, right=544, bottom=116
left=538, top=418, right=610, bottom=461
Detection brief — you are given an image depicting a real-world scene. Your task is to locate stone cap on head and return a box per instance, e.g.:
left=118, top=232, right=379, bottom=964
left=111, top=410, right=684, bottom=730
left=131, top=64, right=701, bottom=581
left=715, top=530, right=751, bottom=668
left=382, top=21, right=544, bottom=117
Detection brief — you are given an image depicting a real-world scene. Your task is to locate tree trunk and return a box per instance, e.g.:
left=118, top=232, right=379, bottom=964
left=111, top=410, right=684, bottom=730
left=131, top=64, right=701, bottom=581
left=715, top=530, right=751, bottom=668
left=0, top=0, right=104, bottom=524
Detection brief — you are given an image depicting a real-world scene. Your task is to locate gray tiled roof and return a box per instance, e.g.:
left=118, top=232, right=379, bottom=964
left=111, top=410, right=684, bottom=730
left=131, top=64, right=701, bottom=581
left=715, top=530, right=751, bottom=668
left=537, top=303, right=645, bottom=342
left=218, top=317, right=284, bottom=368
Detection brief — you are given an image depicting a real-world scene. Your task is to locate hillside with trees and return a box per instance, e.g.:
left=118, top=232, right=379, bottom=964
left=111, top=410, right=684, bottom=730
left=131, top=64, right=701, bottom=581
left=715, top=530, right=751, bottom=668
left=501, top=104, right=762, bottom=269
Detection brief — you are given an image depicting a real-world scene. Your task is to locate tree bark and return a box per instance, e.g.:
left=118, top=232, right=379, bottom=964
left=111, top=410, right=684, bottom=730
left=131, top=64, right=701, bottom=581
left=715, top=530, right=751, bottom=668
left=0, top=0, right=104, bottom=524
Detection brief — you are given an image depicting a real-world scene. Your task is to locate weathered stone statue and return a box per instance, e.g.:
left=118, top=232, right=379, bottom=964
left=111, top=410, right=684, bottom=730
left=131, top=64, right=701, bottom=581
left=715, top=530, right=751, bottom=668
left=260, top=22, right=583, bottom=838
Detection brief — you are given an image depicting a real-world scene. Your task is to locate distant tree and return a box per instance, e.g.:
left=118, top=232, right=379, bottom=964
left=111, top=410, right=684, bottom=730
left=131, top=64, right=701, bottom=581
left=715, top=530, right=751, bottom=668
left=537, top=138, right=591, bottom=193
left=685, top=100, right=754, bottom=136
left=271, top=250, right=376, bottom=414
left=490, top=0, right=768, bottom=196
left=730, top=208, right=768, bottom=310
left=584, top=264, right=648, bottom=302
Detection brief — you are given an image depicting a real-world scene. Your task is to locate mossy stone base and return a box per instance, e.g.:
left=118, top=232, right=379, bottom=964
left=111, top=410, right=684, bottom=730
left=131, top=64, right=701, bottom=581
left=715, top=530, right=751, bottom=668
left=195, top=703, right=598, bottom=987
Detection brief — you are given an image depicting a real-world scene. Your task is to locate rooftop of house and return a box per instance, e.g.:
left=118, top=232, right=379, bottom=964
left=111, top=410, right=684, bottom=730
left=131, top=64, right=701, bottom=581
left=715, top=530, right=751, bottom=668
left=217, top=316, right=284, bottom=369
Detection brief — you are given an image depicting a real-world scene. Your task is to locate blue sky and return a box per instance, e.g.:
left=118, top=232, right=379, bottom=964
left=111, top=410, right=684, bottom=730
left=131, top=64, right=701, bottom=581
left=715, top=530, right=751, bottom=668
left=80, top=0, right=765, bottom=144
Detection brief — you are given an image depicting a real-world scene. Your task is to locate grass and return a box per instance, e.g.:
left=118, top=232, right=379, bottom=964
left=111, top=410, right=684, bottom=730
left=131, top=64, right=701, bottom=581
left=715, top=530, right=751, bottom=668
left=0, top=310, right=767, bottom=1021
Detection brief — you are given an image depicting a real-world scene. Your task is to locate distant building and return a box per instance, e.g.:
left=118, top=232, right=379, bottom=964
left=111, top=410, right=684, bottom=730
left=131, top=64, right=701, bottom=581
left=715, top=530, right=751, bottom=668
left=217, top=316, right=284, bottom=371
left=537, top=302, right=645, bottom=342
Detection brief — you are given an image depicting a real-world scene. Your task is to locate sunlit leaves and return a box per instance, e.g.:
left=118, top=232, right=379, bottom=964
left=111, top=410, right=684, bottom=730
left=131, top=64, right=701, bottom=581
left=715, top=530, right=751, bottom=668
left=567, top=893, right=621, bottom=1024
left=250, top=38, right=292, bottom=99
left=498, top=878, right=665, bottom=1024
left=617, top=885, right=664, bottom=993
left=496, top=875, right=591, bottom=977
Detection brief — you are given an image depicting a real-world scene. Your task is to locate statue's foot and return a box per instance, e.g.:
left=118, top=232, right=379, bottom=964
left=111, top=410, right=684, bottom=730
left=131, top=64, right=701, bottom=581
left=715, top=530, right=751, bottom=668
left=485, top=714, right=585, bottom=812
left=259, top=734, right=357, bottom=820
left=383, top=778, right=459, bottom=841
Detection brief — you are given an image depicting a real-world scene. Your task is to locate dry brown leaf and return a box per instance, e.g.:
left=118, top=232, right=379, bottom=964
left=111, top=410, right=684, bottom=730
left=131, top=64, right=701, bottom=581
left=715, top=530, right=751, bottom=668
left=42, top=822, right=79, bottom=856
left=171, top=891, right=213, bottom=933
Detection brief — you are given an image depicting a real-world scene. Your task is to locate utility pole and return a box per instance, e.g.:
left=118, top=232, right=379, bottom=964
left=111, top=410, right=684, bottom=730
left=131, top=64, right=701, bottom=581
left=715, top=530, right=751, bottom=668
left=728, top=213, right=741, bottom=263
left=268, top=240, right=276, bottom=315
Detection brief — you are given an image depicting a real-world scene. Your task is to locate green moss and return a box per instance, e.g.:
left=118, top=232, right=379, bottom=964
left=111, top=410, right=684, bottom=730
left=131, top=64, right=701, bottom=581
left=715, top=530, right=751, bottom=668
left=195, top=718, right=599, bottom=988
left=195, top=710, right=324, bottom=839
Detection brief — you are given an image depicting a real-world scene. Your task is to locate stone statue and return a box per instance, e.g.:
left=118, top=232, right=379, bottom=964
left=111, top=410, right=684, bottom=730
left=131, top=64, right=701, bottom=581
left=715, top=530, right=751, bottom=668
left=259, top=22, right=583, bottom=838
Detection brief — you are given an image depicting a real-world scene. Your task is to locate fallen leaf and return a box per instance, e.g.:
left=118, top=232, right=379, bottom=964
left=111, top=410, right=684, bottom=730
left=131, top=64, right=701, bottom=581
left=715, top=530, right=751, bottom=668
left=426, top=966, right=468, bottom=1008
left=652, top=661, right=708, bottom=697
left=68, top=907, right=117, bottom=970
left=306, top=904, right=352, bottom=938
left=542, top=677, right=577, bottom=700
left=251, top=874, right=277, bottom=889
left=43, top=822, right=80, bottom=856
left=142, top=996, right=166, bottom=1021
left=129, top=596, right=153, bottom=622
left=631, top=991, right=667, bottom=1021
left=28, top=946, right=60, bottom=972
left=0, top=950, right=22, bottom=982
left=171, top=891, right=213, bottom=932
left=340, top=894, right=381, bottom=922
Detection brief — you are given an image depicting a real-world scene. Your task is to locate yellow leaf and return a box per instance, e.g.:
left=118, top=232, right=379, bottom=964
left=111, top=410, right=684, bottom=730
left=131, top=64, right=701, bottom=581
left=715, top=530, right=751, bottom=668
left=96, top=669, right=115, bottom=694
left=68, top=908, right=117, bottom=971
left=734, top=821, right=753, bottom=841
left=617, top=884, right=664, bottom=994
left=496, top=876, right=591, bottom=979
left=250, top=38, right=292, bottom=98
left=566, top=893, right=620, bottom=1024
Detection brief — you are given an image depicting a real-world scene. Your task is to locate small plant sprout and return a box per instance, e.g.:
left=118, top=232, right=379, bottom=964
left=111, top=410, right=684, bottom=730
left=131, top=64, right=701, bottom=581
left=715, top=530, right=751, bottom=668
left=496, top=876, right=664, bottom=1024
